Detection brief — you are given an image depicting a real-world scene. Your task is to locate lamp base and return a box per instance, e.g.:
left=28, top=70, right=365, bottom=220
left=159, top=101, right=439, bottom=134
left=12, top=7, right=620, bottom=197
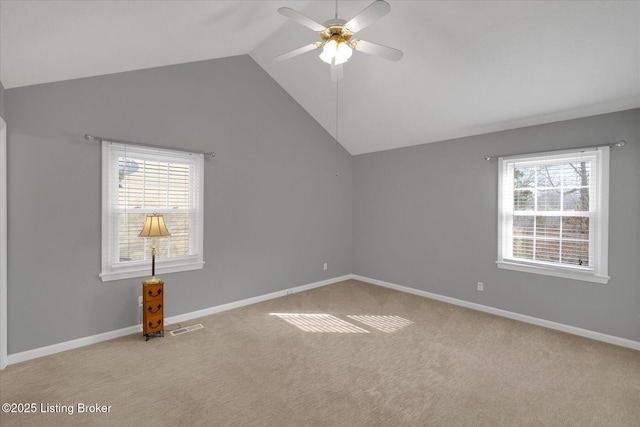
left=143, top=276, right=162, bottom=284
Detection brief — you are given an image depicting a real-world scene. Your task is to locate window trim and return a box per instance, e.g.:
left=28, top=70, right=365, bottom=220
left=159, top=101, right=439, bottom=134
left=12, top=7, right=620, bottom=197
left=496, top=146, right=610, bottom=284
left=100, top=141, right=204, bottom=282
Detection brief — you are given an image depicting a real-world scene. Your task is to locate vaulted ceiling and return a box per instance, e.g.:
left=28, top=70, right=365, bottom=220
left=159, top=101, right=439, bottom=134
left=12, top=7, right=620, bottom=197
left=2, top=1, right=639, bottom=155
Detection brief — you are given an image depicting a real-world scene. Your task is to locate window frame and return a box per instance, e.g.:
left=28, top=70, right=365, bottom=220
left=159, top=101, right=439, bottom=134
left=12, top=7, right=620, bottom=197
left=496, top=146, right=610, bottom=284
left=100, top=141, right=204, bottom=282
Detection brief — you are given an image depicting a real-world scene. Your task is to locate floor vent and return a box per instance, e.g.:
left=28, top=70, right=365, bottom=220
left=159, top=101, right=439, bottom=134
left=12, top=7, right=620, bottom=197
left=170, top=323, right=204, bottom=336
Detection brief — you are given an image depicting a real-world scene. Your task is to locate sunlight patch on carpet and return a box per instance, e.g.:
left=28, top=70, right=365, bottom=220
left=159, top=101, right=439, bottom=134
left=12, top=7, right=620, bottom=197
left=270, top=313, right=370, bottom=333
left=347, top=315, right=414, bottom=333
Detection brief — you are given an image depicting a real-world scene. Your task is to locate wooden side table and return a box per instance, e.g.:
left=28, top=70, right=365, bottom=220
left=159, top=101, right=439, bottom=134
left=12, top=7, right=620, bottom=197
left=142, top=280, right=164, bottom=341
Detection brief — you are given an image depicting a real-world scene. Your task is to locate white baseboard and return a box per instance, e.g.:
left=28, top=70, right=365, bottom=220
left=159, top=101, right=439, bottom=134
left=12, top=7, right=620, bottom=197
left=6, top=273, right=637, bottom=366
left=7, top=325, right=141, bottom=366
left=352, top=275, right=640, bottom=351
left=165, top=274, right=351, bottom=325
left=6, top=275, right=351, bottom=366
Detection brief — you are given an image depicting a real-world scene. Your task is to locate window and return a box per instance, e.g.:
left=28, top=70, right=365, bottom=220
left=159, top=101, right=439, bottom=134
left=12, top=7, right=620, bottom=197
left=101, top=142, right=204, bottom=281
left=497, top=147, right=609, bottom=283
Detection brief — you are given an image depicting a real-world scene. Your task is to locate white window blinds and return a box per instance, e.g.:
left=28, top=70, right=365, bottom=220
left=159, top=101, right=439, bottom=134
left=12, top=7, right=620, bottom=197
left=101, top=142, right=204, bottom=281
left=497, top=146, right=609, bottom=283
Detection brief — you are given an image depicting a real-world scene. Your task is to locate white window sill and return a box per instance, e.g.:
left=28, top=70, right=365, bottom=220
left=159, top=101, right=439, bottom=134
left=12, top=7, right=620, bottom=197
left=496, top=260, right=609, bottom=284
left=100, top=259, right=204, bottom=282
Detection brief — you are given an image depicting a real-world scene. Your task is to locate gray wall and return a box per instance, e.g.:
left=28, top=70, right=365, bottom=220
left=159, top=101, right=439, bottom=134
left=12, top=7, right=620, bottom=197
left=353, top=109, right=640, bottom=342
left=0, top=81, right=5, bottom=119
left=5, top=57, right=639, bottom=355
left=6, top=55, right=353, bottom=353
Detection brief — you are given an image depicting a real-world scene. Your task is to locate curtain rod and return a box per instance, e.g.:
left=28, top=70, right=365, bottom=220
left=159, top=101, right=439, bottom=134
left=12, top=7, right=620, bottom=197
left=483, top=140, right=626, bottom=161
left=84, top=134, right=215, bottom=158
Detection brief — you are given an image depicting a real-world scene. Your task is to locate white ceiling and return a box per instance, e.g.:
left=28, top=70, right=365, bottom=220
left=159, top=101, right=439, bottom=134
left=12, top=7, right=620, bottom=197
left=1, top=1, right=639, bottom=155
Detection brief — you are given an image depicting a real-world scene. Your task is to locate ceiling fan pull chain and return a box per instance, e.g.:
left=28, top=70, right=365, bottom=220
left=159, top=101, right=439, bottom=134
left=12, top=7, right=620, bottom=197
left=335, top=75, right=339, bottom=176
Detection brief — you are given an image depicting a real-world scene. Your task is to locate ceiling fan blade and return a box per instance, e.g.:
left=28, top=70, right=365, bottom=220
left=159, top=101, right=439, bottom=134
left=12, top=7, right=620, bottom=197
left=274, top=43, right=321, bottom=61
left=278, top=7, right=326, bottom=32
left=345, top=0, right=391, bottom=33
left=352, top=39, right=403, bottom=61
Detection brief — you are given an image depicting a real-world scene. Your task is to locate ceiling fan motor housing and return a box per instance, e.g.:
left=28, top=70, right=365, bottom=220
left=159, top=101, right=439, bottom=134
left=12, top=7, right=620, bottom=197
left=320, top=19, right=354, bottom=45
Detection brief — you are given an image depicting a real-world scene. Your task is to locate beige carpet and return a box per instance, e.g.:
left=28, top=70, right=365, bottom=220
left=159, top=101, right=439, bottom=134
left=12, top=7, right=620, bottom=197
left=1, top=279, right=638, bottom=426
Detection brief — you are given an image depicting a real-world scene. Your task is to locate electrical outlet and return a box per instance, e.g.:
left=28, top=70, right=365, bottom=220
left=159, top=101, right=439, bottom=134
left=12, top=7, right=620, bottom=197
left=138, top=295, right=143, bottom=306
left=477, top=282, right=484, bottom=291
left=323, top=262, right=328, bottom=271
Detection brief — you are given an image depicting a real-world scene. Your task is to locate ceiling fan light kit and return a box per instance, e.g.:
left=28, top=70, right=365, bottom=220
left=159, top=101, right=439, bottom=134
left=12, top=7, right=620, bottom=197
left=276, top=0, right=402, bottom=76
left=320, top=40, right=352, bottom=65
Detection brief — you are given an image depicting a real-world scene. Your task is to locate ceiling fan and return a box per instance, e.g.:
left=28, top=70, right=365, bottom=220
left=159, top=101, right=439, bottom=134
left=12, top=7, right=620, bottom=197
left=275, top=0, right=403, bottom=80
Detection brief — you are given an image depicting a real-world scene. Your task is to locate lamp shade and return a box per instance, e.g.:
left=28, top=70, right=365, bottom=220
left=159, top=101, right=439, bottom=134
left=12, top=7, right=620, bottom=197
left=138, top=214, right=171, bottom=238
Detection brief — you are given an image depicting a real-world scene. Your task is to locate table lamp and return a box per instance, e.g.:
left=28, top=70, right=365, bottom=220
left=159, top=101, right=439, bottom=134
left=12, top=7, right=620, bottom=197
left=138, top=213, right=171, bottom=284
